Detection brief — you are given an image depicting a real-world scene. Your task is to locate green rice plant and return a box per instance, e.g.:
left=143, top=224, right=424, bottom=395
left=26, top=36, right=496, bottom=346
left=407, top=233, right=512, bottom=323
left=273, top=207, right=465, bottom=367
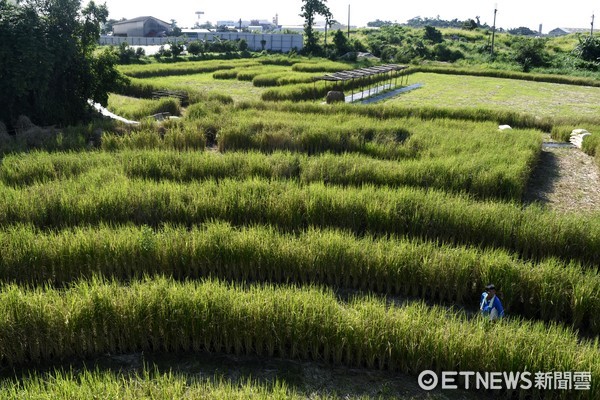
left=260, top=81, right=333, bottom=102
left=114, top=77, right=210, bottom=105
left=0, top=151, right=114, bottom=186
left=275, top=72, right=322, bottom=86
left=261, top=71, right=401, bottom=102
left=550, top=124, right=576, bottom=142
left=236, top=100, right=555, bottom=131
left=252, top=72, right=321, bottom=87
left=118, top=59, right=259, bottom=78
left=100, top=121, right=206, bottom=152
left=409, top=65, right=600, bottom=88
left=1, top=176, right=599, bottom=265
left=206, top=91, right=234, bottom=104
left=236, top=68, right=283, bottom=81
left=291, top=61, right=352, bottom=73
left=107, top=94, right=181, bottom=120
left=0, top=277, right=597, bottom=398
left=116, top=77, right=158, bottom=98
left=0, top=147, right=537, bottom=200
left=257, top=56, right=301, bottom=66
left=1, top=222, right=598, bottom=333
left=211, top=108, right=541, bottom=175
left=0, top=368, right=312, bottom=399
left=212, top=69, right=239, bottom=79
left=582, top=134, right=600, bottom=156
left=251, top=72, right=284, bottom=87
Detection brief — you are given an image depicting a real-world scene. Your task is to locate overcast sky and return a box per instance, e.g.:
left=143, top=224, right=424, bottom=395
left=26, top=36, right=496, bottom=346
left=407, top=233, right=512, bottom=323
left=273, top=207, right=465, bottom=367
left=94, top=0, right=599, bottom=33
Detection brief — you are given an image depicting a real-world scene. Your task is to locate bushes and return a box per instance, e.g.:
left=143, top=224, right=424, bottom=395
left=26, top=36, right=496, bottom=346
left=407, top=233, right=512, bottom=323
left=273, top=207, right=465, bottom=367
left=573, top=35, right=600, bottom=63
left=433, top=43, right=464, bottom=62
left=511, top=38, right=549, bottom=72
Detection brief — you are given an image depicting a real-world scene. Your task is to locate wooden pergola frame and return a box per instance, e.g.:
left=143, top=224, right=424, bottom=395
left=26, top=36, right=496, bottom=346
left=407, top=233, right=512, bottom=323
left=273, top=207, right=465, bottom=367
left=313, top=64, right=409, bottom=102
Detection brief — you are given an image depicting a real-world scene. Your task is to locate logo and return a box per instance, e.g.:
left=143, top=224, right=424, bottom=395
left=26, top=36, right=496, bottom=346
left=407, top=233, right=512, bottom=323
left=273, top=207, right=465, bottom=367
left=418, top=370, right=439, bottom=391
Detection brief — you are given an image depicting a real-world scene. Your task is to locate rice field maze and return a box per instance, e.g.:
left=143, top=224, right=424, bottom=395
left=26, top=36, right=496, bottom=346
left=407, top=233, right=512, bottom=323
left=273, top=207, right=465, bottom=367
left=1, top=56, right=599, bottom=398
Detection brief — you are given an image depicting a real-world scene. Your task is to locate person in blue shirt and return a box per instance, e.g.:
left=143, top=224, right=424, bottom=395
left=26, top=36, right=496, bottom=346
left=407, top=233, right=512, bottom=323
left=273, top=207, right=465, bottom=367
left=480, top=284, right=504, bottom=321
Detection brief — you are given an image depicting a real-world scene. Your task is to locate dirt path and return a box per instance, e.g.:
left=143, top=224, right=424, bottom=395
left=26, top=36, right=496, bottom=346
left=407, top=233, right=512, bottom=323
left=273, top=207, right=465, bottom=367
left=524, top=140, right=600, bottom=213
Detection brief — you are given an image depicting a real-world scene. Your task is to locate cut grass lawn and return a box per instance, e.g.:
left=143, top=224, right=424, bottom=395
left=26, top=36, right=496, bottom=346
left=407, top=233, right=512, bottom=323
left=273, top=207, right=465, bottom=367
left=387, top=72, right=600, bottom=119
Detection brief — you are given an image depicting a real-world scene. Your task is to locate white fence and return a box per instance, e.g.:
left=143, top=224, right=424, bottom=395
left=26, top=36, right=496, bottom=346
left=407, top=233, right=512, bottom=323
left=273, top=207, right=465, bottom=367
left=99, top=33, right=303, bottom=52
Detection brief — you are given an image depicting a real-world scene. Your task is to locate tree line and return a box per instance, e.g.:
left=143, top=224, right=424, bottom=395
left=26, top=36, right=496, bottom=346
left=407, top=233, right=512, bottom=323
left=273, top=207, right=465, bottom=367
left=0, top=0, right=123, bottom=129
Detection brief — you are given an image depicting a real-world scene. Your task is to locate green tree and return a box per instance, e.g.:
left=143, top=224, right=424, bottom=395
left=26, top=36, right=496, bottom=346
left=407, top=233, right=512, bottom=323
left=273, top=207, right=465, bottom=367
left=462, top=19, right=477, bottom=30
left=187, top=41, right=203, bottom=56
left=508, top=26, right=538, bottom=36
left=333, top=29, right=352, bottom=55
left=512, top=38, right=548, bottom=72
left=0, top=0, right=123, bottom=127
left=238, top=39, right=249, bottom=52
left=367, top=19, right=393, bottom=27
left=423, top=25, right=443, bottom=43
left=573, top=35, right=600, bottom=62
left=300, top=0, right=332, bottom=54
left=169, top=19, right=182, bottom=36
left=169, top=41, right=184, bottom=58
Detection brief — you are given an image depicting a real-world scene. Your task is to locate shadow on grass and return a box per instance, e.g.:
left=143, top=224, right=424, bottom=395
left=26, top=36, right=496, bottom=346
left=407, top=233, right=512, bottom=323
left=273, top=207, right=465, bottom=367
left=523, top=149, right=560, bottom=207
left=0, top=351, right=487, bottom=399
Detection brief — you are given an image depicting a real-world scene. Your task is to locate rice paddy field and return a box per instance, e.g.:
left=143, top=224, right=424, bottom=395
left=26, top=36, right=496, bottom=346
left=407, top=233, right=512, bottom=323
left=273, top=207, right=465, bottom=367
left=1, top=55, right=600, bottom=398
left=384, top=72, right=600, bottom=119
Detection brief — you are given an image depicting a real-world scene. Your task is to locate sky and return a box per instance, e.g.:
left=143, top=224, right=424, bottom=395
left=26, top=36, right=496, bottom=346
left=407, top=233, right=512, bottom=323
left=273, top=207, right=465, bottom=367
left=93, top=0, right=599, bottom=34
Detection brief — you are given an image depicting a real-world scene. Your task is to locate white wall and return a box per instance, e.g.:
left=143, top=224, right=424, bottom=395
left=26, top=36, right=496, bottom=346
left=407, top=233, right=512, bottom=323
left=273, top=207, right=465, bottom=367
left=99, top=33, right=304, bottom=52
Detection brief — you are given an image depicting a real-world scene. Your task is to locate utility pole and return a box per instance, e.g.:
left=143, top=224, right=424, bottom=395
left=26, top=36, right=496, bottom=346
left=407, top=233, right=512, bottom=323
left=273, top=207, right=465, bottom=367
left=490, top=4, right=497, bottom=57
left=592, top=13, right=595, bottom=36
left=324, top=18, right=329, bottom=56
left=347, top=4, right=351, bottom=38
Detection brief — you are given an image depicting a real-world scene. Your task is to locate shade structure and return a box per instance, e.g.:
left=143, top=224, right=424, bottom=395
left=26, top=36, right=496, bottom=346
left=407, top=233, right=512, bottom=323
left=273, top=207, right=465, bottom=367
left=313, top=64, right=409, bottom=102
left=313, top=64, right=408, bottom=82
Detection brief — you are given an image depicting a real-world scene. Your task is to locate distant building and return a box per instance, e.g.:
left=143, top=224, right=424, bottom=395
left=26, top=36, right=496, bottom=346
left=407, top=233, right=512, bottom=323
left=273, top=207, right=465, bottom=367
left=217, top=20, right=239, bottom=28
left=217, top=18, right=277, bottom=31
left=181, top=29, right=212, bottom=39
left=548, top=27, right=600, bottom=36
left=112, top=16, right=171, bottom=37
